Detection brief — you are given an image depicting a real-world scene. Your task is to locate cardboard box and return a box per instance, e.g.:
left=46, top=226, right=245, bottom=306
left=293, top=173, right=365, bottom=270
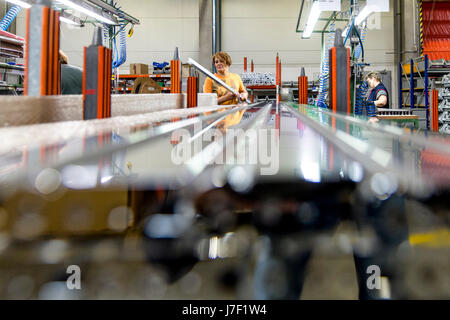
left=130, top=63, right=149, bottom=75
left=182, top=63, right=191, bottom=78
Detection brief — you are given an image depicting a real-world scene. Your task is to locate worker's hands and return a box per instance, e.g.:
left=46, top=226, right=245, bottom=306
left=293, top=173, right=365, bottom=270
left=218, top=91, right=248, bottom=104
left=218, top=91, right=236, bottom=104
left=368, top=117, right=379, bottom=124
left=238, top=92, right=248, bottom=102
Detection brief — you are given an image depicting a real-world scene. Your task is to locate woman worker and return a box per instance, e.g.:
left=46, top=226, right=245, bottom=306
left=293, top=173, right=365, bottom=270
left=203, top=52, right=248, bottom=105
left=365, top=71, right=389, bottom=123
left=203, top=52, right=249, bottom=131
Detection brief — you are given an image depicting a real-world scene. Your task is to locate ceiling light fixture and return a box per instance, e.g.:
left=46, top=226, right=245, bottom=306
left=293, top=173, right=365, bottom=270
left=302, top=0, right=321, bottom=39
left=5, top=0, right=31, bottom=8
left=56, top=0, right=117, bottom=25
left=355, top=5, right=375, bottom=25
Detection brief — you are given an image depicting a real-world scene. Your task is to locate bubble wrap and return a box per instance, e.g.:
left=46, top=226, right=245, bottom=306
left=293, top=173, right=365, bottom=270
left=0, top=94, right=202, bottom=127
left=0, top=104, right=231, bottom=156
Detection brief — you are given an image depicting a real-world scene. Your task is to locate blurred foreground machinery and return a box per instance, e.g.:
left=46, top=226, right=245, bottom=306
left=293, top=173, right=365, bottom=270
left=0, top=95, right=449, bottom=299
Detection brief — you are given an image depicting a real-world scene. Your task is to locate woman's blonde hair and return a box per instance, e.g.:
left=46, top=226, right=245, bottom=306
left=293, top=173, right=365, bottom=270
left=212, top=52, right=232, bottom=66
left=366, top=71, right=382, bottom=82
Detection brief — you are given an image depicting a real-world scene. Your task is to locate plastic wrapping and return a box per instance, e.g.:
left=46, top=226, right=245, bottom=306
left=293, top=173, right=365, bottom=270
left=422, top=2, right=450, bottom=60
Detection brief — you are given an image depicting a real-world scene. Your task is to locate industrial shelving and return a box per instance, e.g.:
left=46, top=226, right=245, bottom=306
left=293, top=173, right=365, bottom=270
left=115, top=73, right=171, bottom=94
left=399, top=55, right=450, bottom=130
left=0, top=30, right=24, bottom=95
left=438, top=73, right=450, bottom=134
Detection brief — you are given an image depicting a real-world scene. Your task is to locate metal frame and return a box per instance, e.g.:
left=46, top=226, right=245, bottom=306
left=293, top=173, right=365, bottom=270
left=84, top=0, right=139, bottom=25
left=398, top=55, right=430, bottom=129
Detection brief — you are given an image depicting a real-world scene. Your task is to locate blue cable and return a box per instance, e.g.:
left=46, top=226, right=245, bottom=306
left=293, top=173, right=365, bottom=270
left=0, top=5, right=21, bottom=31
left=343, top=18, right=355, bottom=47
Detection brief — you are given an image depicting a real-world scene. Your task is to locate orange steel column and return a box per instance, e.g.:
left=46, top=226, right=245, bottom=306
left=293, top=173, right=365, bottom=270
left=24, top=0, right=60, bottom=96
left=275, top=53, right=279, bottom=87
left=244, top=57, right=247, bottom=72
left=171, top=47, right=181, bottom=94
left=83, top=27, right=112, bottom=120
left=187, top=70, right=198, bottom=108
left=329, top=29, right=351, bottom=115
left=431, top=89, right=439, bottom=132
left=251, top=59, right=254, bottom=72
left=298, top=67, right=308, bottom=105
left=278, top=59, right=282, bottom=102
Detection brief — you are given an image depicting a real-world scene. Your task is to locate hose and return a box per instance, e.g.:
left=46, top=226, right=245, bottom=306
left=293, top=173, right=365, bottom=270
left=101, top=1, right=127, bottom=69
left=343, top=18, right=354, bottom=47
left=354, top=25, right=366, bottom=61
left=354, top=80, right=369, bottom=115
left=316, top=23, right=335, bottom=108
left=354, top=80, right=376, bottom=117
left=111, top=23, right=127, bottom=68
left=102, top=25, right=110, bottom=47
left=0, top=5, right=21, bottom=31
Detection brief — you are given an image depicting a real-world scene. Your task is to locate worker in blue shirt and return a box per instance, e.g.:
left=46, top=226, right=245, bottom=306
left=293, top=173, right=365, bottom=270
left=366, top=71, right=389, bottom=123
left=59, top=50, right=83, bottom=95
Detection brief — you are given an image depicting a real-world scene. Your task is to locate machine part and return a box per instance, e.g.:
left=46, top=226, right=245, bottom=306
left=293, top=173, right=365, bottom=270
left=132, top=77, right=162, bottom=94
left=24, top=0, right=61, bottom=96
left=127, top=25, right=134, bottom=37
left=83, top=26, right=112, bottom=120
left=170, top=47, right=181, bottom=94
left=329, top=29, right=351, bottom=115
left=0, top=5, right=21, bottom=31
left=298, top=67, right=308, bottom=105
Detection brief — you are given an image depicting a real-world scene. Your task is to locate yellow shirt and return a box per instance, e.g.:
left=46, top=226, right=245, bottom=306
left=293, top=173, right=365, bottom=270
left=203, top=72, right=246, bottom=105
left=202, top=72, right=247, bottom=131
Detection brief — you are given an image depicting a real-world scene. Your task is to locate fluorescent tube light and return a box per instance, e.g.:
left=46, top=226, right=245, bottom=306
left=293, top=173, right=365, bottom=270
left=60, top=16, right=78, bottom=25
left=6, top=0, right=31, bottom=8
left=302, top=0, right=321, bottom=39
left=56, top=0, right=117, bottom=25
left=355, top=5, right=374, bottom=25
left=59, top=10, right=83, bottom=26
left=60, top=15, right=82, bottom=26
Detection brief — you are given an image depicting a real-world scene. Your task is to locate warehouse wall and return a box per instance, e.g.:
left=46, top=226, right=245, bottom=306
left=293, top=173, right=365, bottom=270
left=403, top=0, right=421, bottom=61
left=223, top=0, right=396, bottom=79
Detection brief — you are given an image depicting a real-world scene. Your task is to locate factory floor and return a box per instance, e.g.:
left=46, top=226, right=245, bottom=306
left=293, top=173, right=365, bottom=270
left=0, top=199, right=448, bottom=300
left=162, top=221, right=361, bottom=300
left=159, top=198, right=450, bottom=300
